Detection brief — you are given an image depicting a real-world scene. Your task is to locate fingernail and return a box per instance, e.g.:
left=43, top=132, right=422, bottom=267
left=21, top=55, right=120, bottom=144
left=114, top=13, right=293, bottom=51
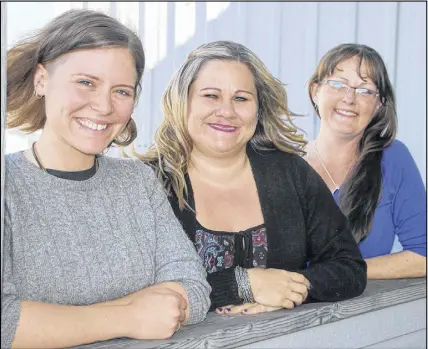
left=226, top=308, right=231, bottom=312
left=243, top=309, right=248, bottom=312
left=217, top=307, right=223, bottom=311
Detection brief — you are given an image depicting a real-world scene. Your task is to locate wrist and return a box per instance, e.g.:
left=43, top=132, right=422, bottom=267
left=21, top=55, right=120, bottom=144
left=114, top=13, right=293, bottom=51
left=235, top=267, right=255, bottom=303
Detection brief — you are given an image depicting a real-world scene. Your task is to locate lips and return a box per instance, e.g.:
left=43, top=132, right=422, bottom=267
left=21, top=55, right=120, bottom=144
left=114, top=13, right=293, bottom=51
left=208, top=123, right=238, bottom=133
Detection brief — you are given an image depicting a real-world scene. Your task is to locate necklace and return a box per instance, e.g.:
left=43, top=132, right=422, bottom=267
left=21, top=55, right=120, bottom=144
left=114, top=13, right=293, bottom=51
left=31, top=142, right=98, bottom=173
left=314, top=140, right=354, bottom=192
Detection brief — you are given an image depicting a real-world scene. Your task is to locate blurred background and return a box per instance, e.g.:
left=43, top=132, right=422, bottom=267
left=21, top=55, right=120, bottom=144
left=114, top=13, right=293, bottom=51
left=4, top=1, right=426, bottom=183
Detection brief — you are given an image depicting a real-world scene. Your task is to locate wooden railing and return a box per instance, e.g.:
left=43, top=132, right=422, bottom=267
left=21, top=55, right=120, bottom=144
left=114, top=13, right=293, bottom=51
left=76, top=278, right=426, bottom=349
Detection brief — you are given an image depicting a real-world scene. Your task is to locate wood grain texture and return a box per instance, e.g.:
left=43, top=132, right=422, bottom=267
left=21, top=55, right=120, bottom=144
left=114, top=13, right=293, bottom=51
left=74, top=278, right=426, bottom=349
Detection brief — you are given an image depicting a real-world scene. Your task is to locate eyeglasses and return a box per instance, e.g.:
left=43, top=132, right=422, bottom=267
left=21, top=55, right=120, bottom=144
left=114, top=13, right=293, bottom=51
left=321, top=79, right=379, bottom=102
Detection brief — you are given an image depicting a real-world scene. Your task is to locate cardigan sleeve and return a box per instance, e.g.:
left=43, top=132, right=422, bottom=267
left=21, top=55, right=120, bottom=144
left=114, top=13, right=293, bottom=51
left=206, top=269, right=242, bottom=310
left=297, top=162, right=367, bottom=302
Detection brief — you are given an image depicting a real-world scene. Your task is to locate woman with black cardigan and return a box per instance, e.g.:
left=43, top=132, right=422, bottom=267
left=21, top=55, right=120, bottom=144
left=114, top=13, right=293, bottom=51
left=138, top=40, right=367, bottom=315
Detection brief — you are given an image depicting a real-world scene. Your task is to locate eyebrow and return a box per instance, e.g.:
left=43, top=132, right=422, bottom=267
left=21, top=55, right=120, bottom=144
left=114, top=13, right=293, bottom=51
left=332, top=75, right=374, bottom=87
left=72, top=73, right=135, bottom=90
left=199, top=87, right=254, bottom=96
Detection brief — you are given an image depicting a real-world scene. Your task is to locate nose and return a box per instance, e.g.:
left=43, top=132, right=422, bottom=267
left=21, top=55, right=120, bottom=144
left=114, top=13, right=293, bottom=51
left=215, top=99, right=237, bottom=119
left=90, top=91, right=113, bottom=115
left=342, top=87, right=357, bottom=104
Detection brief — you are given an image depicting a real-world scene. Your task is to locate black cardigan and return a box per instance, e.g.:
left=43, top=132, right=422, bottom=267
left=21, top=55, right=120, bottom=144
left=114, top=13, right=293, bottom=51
left=167, top=145, right=367, bottom=309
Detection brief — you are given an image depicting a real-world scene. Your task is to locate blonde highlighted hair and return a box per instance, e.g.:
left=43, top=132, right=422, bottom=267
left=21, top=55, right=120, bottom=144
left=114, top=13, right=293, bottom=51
left=136, top=40, right=306, bottom=209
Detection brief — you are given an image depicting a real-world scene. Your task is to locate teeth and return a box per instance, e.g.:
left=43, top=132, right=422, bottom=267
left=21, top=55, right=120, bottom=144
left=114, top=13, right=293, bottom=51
left=336, top=109, right=357, bottom=116
left=78, top=119, right=108, bottom=130
left=212, top=124, right=236, bottom=130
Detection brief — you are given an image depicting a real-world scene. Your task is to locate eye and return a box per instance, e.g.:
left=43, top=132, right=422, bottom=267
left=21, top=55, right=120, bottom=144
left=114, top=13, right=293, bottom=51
left=77, top=80, right=94, bottom=87
left=234, top=96, right=248, bottom=102
left=327, top=80, right=346, bottom=90
left=115, top=89, right=132, bottom=97
left=204, top=94, right=218, bottom=99
left=356, top=88, right=376, bottom=96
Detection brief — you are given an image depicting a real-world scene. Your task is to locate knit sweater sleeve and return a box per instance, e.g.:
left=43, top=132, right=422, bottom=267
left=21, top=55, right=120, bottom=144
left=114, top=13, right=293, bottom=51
left=1, top=190, right=21, bottom=349
left=136, top=162, right=211, bottom=324
left=296, top=160, right=367, bottom=302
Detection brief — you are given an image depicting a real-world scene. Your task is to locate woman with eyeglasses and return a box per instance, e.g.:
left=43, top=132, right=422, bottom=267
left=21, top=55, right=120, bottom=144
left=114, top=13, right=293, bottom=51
left=304, top=43, right=426, bottom=279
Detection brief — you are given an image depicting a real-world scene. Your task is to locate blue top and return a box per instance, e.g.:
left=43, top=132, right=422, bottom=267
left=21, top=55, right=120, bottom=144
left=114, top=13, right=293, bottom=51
left=333, top=140, right=426, bottom=259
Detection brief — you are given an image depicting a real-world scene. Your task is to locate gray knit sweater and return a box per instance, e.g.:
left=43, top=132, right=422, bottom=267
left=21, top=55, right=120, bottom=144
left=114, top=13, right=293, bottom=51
left=2, top=152, right=211, bottom=348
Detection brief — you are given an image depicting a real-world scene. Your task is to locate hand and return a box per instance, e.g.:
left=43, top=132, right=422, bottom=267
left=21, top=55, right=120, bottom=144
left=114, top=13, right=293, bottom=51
left=216, top=303, right=282, bottom=315
left=124, top=285, right=187, bottom=340
left=248, top=268, right=310, bottom=308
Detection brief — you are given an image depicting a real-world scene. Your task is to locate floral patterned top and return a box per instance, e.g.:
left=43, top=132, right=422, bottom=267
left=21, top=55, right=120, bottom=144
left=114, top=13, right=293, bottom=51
left=193, top=222, right=268, bottom=274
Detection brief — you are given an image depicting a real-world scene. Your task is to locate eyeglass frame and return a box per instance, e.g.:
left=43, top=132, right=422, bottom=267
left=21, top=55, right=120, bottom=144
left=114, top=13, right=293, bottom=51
left=320, top=78, right=380, bottom=102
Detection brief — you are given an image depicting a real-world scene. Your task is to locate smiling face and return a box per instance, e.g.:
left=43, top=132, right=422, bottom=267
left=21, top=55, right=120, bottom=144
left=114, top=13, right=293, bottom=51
left=187, top=60, right=258, bottom=157
left=311, top=56, right=381, bottom=139
left=34, top=47, right=137, bottom=155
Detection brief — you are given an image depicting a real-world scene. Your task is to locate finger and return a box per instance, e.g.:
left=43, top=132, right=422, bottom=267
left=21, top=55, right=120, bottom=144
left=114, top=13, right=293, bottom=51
left=244, top=304, right=281, bottom=315
left=281, top=299, right=295, bottom=309
left=226, top=303, right=257, bottom=315
left=290, top=281, right=309, bottom=296
left=178, top=309, right=186, bottom=323
left=215, top=305, right=234, bottom=314
left=286, top=291, right=304, bottom=306
left=169, top=292, right=187, bottom=310
left=290, top=272, right=311, bottom=288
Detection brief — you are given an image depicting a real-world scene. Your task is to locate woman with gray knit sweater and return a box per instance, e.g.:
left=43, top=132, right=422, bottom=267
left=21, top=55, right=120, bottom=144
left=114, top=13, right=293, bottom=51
left=3, top=10, right=210, bottom=349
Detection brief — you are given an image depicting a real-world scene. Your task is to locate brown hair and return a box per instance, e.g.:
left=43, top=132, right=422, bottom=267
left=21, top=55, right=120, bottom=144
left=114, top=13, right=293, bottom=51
left=7, top=9, right=145, bottom=146
left=136, top=40, right=307, bottom=209
left=308, top=43, right=397, bottom=242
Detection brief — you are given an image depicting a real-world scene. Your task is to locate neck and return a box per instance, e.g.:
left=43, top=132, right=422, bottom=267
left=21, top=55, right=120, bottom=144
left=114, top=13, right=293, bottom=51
left=32, top=130, right=96, bottom=171
left=315, top=126, right=360, bottom=165
left=189, top=147, right=248, bottom=186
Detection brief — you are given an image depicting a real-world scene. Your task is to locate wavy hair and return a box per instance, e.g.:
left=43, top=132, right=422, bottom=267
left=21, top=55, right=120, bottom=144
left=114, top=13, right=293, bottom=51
left=7, top=9, right=145, bottom=146
left=308, top=43, right=397, bottom=242
left=136, top=40, right=307, bottom=209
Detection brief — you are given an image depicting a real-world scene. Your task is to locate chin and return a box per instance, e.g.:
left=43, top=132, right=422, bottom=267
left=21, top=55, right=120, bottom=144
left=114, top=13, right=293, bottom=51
left=73, top=141, right=111, bottom=156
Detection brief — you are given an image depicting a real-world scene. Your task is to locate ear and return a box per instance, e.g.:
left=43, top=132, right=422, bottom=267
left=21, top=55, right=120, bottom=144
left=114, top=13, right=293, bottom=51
left=33, top=64, right=49, bottom=97
left=310, top=83, right=319, bottom=106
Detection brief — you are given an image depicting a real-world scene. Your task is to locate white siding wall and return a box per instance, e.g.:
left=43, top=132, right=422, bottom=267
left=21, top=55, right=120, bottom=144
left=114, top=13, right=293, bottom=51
left=4, top=2, right=426, bottom=183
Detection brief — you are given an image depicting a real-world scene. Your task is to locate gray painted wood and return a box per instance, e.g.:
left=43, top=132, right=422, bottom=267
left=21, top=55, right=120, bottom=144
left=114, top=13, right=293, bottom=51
left=362, top=328, right=426, bottom=349
left=74, top=278, right=426, bottom=349
left=239, top=298, right=426, bottom=349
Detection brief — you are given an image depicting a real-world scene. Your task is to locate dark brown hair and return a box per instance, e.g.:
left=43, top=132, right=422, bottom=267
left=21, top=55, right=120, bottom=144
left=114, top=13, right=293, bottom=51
left=7, top=9, right=145, bottom=146
left=308, top=43, right=397, bottom=242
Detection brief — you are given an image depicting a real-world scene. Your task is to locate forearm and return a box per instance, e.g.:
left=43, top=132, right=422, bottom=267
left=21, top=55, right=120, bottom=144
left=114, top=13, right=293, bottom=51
left=300, top=258, right=367, bottom=302
left=366, top=251, right=426, bottom=279
left=12, top=301, right=129, bottom=349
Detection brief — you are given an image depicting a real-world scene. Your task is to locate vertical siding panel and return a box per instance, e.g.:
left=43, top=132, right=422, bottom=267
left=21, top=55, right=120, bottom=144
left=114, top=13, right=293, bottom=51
left=395, top=3, right=426, bottom=183
left=356, top=2, right=398, bottom=86
left=246, top=2, right=282, bottom=77
left=134, top=2, right=152, bottom=151
left=280, top=3, right=319, bottom=140
left=1, top=1, right=6, bottom=288
left=317, top=2, right=358, bottom=58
